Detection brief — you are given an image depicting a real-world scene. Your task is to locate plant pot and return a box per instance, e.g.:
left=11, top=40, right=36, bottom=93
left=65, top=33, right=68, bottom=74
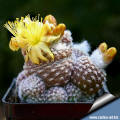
left=2, top=80, right=94, bottom=120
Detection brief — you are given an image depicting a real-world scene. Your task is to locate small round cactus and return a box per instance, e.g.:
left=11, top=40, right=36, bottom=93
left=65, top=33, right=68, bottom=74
left=65, top=82, right=95, bottom=102
left=45, top=87, right=68, bottom=102
left=18, top=74, right=45, bottom=103
left=65, top=83, right=82, bottom=102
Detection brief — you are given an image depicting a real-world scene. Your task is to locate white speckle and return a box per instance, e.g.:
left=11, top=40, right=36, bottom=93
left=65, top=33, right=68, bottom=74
left=86, top=64, right=90, bottom=67
left=43, top=73, right=48, bottom=77
left=88, top=68, right=92, bottom=73
left=30, top=69, right=34, bottom=72
left=87, top=80, right=92, bottom=83
left=45, top=66, right=51, bottom=69
left=93, top=71, right=97, bottom=75
left=54, top=83, right=60, bottom=85
left=62, top=52, right=66, bottom=57
left=69, top=72, right=71, bottom=76
left=104, top=77, right=106, bottom=81
left=60, top=67, right=65, bottom=70
left=74, top=79, right=76, bottom=83
left=79, top=68, right=83, bottom=72
left=38, top=69, right=43, bottom=73
left=65, top=80, right=69, bottom=83
left=70, top=65, right=73, bottom=70
left=55, top=72, right=60, bottom=76
left=79, top=64, right=82, bottom=67
left=78, top=81, right=80, bottom=84
left=84, top=60, right=88, bottom=63
left=82, top=76, right=86, bottom=80
left=96, top=84, right=99, bottom=88
left=98, top=77, right=101, bottom=81
left=75, top=66, right=79, bottom=69
left=51, top=69, right=56, bottom=72
left=98, top=71, right=101, bottom=74
left=53, top=51, right=57, bottom=55
left=79, top=59, right=82, bottom=63
left=91, top=65, right=95, bottom=69
left=90, top=88, right=94, bottom=91
left=80, top=61, right=85, bottom=64
left=101, top=74, right=105, bottom=78
left=84, top=71, right=88, bottom=75
left=83, top=84, right=87, bottom=88
left=65, top=62, right=69, bottom=66
left=82, top=57, right=87, bottom=60
left=91, top=76, right=96, bottom=80
left=60, top=76, right=64, bottom=80
left=65, top=69, right=69, bottom=73
left=83, top=66, right=86, bottom=69
left=77, top=73, right=80, bottom=77
left=104, top=72, right=107, bottom=76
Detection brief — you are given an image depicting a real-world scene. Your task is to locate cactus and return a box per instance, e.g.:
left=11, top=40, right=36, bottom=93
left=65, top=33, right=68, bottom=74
left=5, top=14, right=117, bottom=103
left=18, top=74, right=45, bottom=103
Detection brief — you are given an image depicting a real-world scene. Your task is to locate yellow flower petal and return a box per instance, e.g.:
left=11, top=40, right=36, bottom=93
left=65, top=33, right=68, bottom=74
left=26, top=44, right=49, bottom=64
left=43, top=14, right=57, bottom=26
left=34, top=47, right=48, bottom=62
left=28, top=48, right=40, bottom=64
left=99, top=42, right=108, bottom=53
left=9, top=37, right=19, bottom=51
left=42, top=35, right=61, bottom=45
left=38, top=42, right=54, bottom=60
left=40, top=23, right=51, bottom=36
left=103, top=47, right=117, bottom=63
left=52, top=23, right=66, bottom=35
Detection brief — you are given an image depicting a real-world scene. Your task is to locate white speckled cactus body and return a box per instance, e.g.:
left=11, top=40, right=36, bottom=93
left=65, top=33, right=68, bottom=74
left=5, top=14, right=117, bottom=103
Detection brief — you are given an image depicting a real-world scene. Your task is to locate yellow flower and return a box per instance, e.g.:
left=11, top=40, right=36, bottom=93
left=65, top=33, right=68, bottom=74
left=4, top=14, right=66, bottom=64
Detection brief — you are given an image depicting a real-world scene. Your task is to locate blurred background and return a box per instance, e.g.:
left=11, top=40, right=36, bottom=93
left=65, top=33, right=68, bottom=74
left=0, top=0, right=120, bottom=119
